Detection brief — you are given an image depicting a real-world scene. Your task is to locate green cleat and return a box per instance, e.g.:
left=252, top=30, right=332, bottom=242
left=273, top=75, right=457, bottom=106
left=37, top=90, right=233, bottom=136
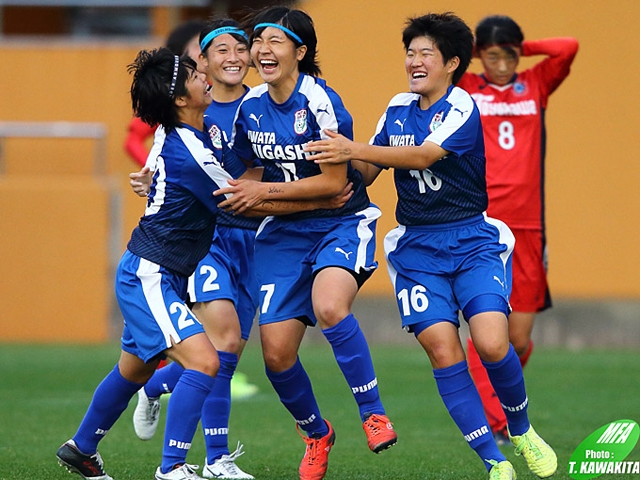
left=488, top=460, right=517, bottom=480
left=509, top=425, right=557, bottom=478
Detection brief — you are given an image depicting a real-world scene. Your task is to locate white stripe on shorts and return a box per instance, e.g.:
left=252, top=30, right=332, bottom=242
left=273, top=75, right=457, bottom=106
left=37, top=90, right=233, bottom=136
left=137, top=258, right=181, bottom=348
left=355, top=206, right=382, bottom=272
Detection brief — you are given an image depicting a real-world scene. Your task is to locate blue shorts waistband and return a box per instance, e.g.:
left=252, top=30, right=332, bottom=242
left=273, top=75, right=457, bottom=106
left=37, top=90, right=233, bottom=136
left=401, top=214, right=485, bottom=232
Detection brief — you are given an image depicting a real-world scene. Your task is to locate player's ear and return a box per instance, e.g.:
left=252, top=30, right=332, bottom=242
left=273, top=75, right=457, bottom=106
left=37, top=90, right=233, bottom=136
left=296, top=44, right=307, bottom=62
left=447, top=56, right=460, bottom=74
left=174, top=95, right=188, bottom=108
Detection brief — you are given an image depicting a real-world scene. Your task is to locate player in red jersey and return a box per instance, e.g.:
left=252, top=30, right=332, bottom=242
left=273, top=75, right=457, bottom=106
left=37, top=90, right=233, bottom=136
left=457, top=15, right=578, bottom=443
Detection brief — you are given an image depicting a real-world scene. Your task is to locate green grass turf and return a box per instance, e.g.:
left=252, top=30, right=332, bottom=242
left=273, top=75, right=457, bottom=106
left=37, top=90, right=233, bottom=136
left=0, top=342, right=639, bottom=479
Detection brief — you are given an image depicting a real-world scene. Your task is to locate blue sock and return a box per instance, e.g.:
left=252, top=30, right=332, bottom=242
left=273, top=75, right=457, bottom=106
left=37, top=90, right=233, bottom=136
left=161, top=369, right=215, bottom=473
left=434, top=361, right=505, bottom=471
left=266, top=357, right=328, bottom=437
left=483, top=344, right=530, bottom=436
left=202, top=351, right=237, bottom=463
left=73, top=364, right=143, bottom=454
left=322, top=313, right=384, bottom=421
left=144, top=362, right=184, bottom=398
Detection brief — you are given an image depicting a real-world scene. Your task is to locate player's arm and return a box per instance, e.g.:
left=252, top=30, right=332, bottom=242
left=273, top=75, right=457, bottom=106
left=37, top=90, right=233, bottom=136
left=523, top=37, right=579, bottom=93
left=522, top=37, right=579, bottom=61
left=237, top=181, right=354, bottom=217
left=214, top=162, right=348, bottom=214
left=305, top=129, right=448, bottom=170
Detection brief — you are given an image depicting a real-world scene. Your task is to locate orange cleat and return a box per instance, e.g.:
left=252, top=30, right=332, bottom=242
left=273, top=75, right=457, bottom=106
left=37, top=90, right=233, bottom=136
left=363, top=413, right=397, bottom=453
left=298, top=420, right=335, bottom=480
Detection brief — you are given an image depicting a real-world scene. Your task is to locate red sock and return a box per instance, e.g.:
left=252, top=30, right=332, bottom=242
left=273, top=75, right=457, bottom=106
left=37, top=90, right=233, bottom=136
left=519, top=340, right=534, bottom=368
left=466, top=337, right=507, bottom=433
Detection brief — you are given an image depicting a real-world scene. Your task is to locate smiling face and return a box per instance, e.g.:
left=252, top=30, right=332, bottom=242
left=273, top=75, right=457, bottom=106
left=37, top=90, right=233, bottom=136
left=478, top=45, right=520, bottom=85
left=179, top=67, right=212, bottom=112
left=200, top=33, right=250, bottom=92
left=405, top=35, right=458, bottom=108
left=250, top=26, right=306, bottom=99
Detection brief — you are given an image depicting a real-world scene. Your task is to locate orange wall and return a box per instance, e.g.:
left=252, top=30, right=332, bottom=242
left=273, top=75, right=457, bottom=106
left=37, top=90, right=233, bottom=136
left=1, top=0, right=639, bottom=341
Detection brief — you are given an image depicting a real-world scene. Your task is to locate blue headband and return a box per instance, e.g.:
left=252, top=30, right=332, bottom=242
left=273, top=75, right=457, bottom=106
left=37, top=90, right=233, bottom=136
left=253, top=22, right=303, bottom=45
left=200, top=26, right=249, bottom=51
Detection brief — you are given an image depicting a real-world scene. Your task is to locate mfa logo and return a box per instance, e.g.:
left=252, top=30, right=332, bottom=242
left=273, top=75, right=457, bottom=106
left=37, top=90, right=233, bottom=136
left=568, top=419, right=639, bottom=479
left=429, top=111, right=443, bottom=132
left=294, top=109, right=308, bottom=135
left=208, top=124, right=222, bottom=149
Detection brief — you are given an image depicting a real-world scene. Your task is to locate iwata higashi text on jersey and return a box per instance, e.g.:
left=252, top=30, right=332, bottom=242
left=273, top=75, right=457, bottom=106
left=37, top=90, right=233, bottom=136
left=229, top=73, right=369, bottom=219
left=128, top=122, right=247, bottom=277
left=371, top=85, right=487, bottom=225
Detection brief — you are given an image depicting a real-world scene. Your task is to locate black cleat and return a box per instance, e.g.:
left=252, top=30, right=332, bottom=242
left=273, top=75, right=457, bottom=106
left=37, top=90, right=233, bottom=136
left=56, top=440, right=113, bottom=479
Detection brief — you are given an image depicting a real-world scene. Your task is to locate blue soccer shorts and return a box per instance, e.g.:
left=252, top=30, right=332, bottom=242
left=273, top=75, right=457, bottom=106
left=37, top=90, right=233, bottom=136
left=383, top=214, right=515, bottom=333
left=187, top=225, right=258, bottom=341
left=254, top=204, right=381, bottom=326
left=116, top=250, right=205, bottom=363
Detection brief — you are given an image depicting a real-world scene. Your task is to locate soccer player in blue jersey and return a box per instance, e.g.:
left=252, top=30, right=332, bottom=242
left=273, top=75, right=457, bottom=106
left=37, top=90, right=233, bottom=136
left=305, top=12, right=557, bottom=480
left=127, top=19, right=354, bottom=480
left=57, top=48, right=248, bottom=480
left=130, top=19, right=258, bottom=480
left=215, top=6, right=397, bottom=480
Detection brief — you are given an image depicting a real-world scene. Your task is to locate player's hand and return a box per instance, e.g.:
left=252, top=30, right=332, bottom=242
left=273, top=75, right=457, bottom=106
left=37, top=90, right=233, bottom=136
left=129, top=166, right=151, bottom=197
left=305, top=130, right=354, bottom=164
left=318, top=182, right=353, bottom=209
left=214, top=178, right=266, bottom=214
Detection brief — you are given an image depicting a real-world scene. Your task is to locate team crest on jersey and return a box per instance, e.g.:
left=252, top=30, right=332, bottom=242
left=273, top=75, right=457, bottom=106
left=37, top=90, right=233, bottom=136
left=208, top=124, right=223, bottom=149
left=294, top=109, right=308, bottom=135
left=513, top=81, right=527, bottom=95
left=429, top=111, right=444, bottom=132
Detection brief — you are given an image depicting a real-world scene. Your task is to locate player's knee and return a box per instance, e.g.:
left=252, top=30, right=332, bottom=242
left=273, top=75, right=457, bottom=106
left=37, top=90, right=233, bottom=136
left=184, top=354, right=219, bottom=377
left=262, top=349, right=297, bottom=373
left=511, top=337, right=530, bottom=357
left=313, top=303, right=349, bottom=328
left=474, top=338, right=509, bottom=363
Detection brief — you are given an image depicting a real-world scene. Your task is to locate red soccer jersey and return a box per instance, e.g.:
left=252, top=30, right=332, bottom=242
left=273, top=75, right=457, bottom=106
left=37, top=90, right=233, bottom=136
left=458, top=38, right=578, bottom=229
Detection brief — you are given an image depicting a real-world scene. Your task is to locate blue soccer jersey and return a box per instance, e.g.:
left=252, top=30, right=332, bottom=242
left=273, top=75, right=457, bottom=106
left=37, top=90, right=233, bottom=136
left=371, top=85, right=487, bottom=225
left=229, top=73, right=370, bottom=219
left=205, top=87, right=263, bottom=231
left=128, top=123, right=245, bottom=277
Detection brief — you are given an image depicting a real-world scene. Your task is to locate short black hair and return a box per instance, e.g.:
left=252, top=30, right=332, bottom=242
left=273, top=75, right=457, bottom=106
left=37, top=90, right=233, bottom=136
left=166, top=20, right=207, bottom=55
left=475, top=15, right=524, bottom=51
left=402, top=12, right=473, bottom=85
left=248, top=6, right=321, bottom=77
left=128, top=48, right=198, bottom=132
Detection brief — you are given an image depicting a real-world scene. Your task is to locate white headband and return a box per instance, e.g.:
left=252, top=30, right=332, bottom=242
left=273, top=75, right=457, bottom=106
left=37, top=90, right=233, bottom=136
left=168, top=55, right=179, bottom=96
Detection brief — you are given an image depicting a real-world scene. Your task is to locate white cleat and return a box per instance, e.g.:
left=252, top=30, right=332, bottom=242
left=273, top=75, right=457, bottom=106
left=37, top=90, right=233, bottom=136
left=155, top=464, right=204, bottom=480
left=202, top=443, right=254, bottom=479
left=133, top=387, right=161, bottom=440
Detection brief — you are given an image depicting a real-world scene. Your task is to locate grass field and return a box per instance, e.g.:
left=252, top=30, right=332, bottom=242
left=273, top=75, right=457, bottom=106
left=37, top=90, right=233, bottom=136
left=1, top=342, right=639, bottom=479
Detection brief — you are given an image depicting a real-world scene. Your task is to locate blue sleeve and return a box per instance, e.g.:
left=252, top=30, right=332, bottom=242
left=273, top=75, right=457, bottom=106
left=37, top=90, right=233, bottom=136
left=220, top=141, right=248, bottom=179
left=438, top=109, right=483, bottom=157
left=181, top=154, right=233, bottom=215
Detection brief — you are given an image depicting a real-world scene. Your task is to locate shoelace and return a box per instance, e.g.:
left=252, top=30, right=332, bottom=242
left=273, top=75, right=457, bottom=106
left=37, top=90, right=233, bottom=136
left=486, top=460, right=512, bottom=480
left=515, top=433, right=543, bottom=460
left=302, top=436, right=321, bottom=464
left=363, top=416, right=384, bottom=435
left=179, top=464, right=200, bottom=478
left=217, top=442, right=246, bottom=473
